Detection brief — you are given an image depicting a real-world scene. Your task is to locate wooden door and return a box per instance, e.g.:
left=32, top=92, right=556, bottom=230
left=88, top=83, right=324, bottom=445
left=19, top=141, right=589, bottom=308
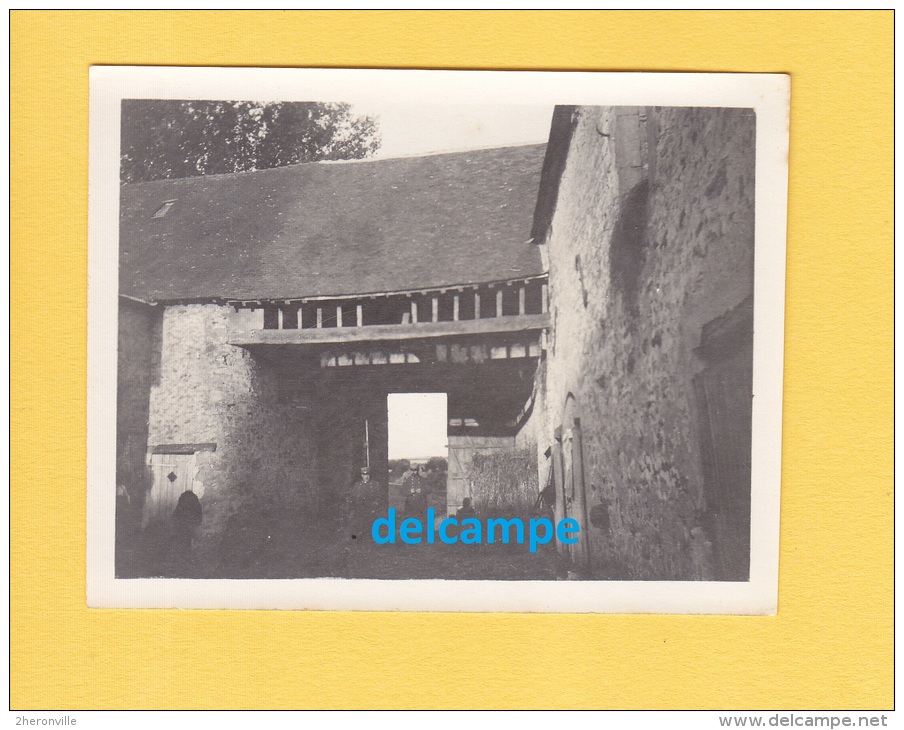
left=143, top=453, right=195, bottom=528
left=694, top=296, right=754, bottom=580
left=561, top=423, right=590, bottom=570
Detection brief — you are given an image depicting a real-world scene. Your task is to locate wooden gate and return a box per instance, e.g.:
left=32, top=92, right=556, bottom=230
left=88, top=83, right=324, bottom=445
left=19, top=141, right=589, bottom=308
left=446, top=435, right=515, bottom=515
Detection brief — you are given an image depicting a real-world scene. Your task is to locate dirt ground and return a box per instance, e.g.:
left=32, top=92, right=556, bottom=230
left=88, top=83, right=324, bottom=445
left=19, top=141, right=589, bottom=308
left=118, top=511, right=569, bottom=581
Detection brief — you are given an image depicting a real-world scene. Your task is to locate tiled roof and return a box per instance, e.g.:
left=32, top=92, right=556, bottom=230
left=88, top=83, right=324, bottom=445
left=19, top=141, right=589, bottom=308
left=119, top=144, right=546, bottom=301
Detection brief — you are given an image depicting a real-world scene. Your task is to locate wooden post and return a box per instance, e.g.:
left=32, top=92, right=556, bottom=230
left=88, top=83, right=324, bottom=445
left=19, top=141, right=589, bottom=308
left=316, top=307, right=323, bottom=328
left=518, top=286, right=526, bottom=315
left=277, top=307, right=284, bottom=329
left=336, top=304, right=343, bottom=328
left=474, top=291, right=481, bottom=320
left=541, top=283, right=549, bottom=313
left=496, top=288, right=504, bottom=318
left=296, top=306, right=304, bottom=329
left=356, top=303, right=363, bottom=328
left=551, top=431, right=567, bottom=559
left=411, top=300, right=418, bottom=324
left=453, top=294, right=460, bottom=322
left=432, top=296, right=439, bottom=323
left=570, top=419, right=590, bottom=572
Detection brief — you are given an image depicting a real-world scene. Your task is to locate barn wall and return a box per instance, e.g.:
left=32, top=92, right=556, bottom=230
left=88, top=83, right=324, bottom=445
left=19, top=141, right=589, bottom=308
left=147, top=304, right=319, bottom=540
left=541, top=106, right=755, bottom=580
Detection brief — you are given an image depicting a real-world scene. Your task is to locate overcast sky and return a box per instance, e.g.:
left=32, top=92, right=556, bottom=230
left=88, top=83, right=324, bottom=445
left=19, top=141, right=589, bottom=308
left=351, top=103, right=554, bottom=159
left=387, top=393, right=448, bottom=460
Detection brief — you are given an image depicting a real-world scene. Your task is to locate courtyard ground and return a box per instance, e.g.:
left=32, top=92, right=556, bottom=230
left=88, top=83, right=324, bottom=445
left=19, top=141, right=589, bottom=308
left=118, top=510, right=568, bottom=581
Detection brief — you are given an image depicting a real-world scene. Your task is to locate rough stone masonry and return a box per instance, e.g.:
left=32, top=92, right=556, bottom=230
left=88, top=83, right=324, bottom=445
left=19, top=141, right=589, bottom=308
left=538, top=106, right=755, bottom=580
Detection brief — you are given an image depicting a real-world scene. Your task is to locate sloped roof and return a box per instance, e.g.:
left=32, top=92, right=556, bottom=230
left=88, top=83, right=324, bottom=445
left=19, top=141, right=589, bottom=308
left=119, top=144, right=546, bottom=301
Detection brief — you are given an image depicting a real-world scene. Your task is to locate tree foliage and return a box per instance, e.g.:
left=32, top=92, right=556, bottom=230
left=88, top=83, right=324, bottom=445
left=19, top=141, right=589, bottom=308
left=120, top=100, right=381, bottom=183
left=388, top=459, right=411, bottom=478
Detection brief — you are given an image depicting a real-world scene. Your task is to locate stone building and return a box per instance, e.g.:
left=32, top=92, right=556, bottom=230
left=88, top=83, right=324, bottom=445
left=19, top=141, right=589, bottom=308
left=117, top=106, right=756, bottom=581
left=116, top=144, right=550, bottom=562
left=530, top=106, right=755, bottom=581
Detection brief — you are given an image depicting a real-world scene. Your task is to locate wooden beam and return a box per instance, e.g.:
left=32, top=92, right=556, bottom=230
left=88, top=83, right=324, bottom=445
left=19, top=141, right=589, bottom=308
left=432, top=296, right=439, bottom=323
left=541, top=283, right=549, bottom=313
left=356, top=303, right=363, bottom=328
left=518, top=286, right=526, bottom=316
left=277, top=307, right=284, bottom=330
left=316, top=307, right=323, bottom=328
left=336, top=305, right=343, bottom=328
left=453, top=294, right=460, bottom=321
left=496, top=289, right=504, bottom=318
left=296, top=307, right=304, bottom=329
left=411, top=300, right=418, bottom=324
left=230, top=313, right=551, bottom=346
left=474, top=291, right=481, bottom=320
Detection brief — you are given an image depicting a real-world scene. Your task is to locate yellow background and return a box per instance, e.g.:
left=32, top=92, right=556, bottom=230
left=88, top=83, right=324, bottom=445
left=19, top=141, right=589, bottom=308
left=10, top=11, right=893, bottom=709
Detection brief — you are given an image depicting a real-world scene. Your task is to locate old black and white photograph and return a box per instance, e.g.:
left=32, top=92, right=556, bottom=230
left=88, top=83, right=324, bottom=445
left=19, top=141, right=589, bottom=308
left=88, top=68, right=788, bottom=612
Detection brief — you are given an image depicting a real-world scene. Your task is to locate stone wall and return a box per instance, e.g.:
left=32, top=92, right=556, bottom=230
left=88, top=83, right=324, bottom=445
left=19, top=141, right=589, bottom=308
left=147, top=304, right=319, bottom=541
left=541, top=106, right=755, bottom=580
left=116, top=298, right=160, bottom=541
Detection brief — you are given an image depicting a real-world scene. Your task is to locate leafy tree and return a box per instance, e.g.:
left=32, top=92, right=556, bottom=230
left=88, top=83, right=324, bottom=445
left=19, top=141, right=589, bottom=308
left=426, top=456, right=448, bottom=473
left=388, top=459, right=411, bottom=478
left=120, top=100, right=380, bottom=183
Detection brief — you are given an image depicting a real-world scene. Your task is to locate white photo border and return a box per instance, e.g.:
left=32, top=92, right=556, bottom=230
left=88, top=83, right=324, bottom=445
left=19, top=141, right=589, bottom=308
left=88, top=67, right=789, bottom=613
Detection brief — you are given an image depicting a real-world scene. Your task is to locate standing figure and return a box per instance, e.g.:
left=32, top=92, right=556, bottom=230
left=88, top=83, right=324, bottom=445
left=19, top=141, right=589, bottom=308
left=349, top=466, right=385, bottom=539
left=456, top=497, right=477, bottom=520
left=172, top=490, right=202, bottom=551
left=403, top=467, right=429, bottom=517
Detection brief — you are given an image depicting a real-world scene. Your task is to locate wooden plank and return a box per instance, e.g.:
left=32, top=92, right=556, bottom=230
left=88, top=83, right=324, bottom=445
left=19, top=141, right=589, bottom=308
left=277, top=307, right=284, bottom=330
left=230, top=313, right=551, bottom=346
left=296, top=307, right=304, bottom=329
left=474, top=292, right=481, bottom=320
left=496, top=289, right=503, bottom=318
left=541, top=283, right=549, bottom=313
left=432, top=297, right=439, bottom=323
left=316, top=307, right=323, bottom=328
left=453, top=294, right=460, bottom=322
left=356, top=303, right=363, bottom=328
left=518, top=286, right=526, bottom=316
left=411, top=300, right=418, bottom=324
left=336, top=305, right=343, bottom=328
left=151, top=443, right=217, bottom=455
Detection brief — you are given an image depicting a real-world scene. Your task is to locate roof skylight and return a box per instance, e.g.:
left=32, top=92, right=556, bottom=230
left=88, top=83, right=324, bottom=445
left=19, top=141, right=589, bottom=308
left=152, top=200, right=177, bottom=219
